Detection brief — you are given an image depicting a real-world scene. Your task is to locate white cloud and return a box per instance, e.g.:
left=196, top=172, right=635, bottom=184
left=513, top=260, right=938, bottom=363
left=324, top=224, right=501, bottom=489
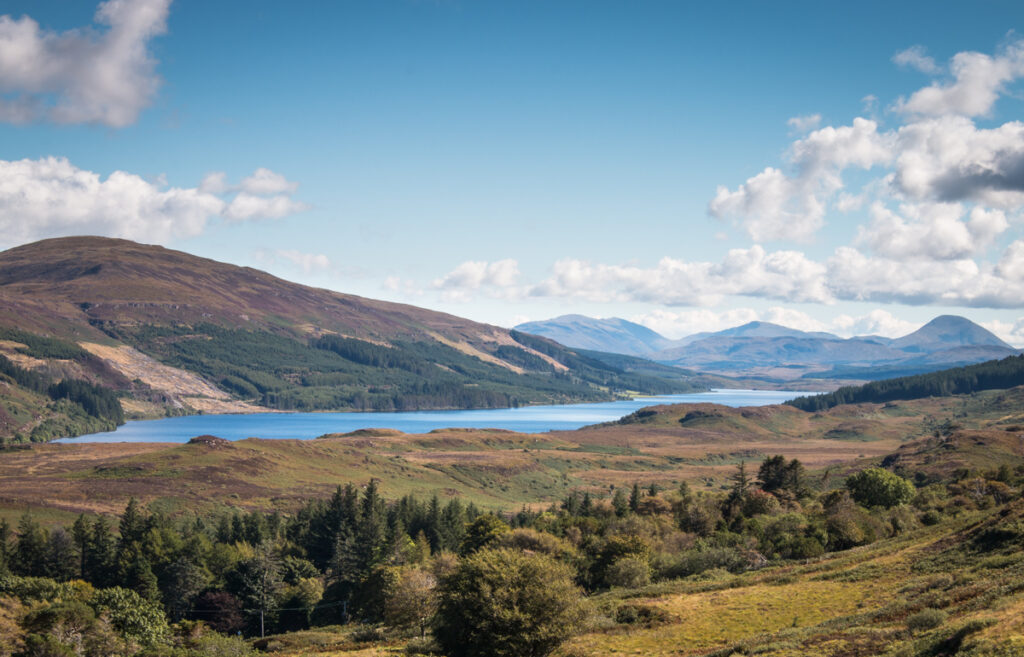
left=530, top=247, right=830, bottom=306
left=892, top=116, right=1024, bottom=207
left=0, top=157, right=307, bottom=246
left=709, top=167, right=824, bottom=242
left=856, top=202, right=1006, bottom=260
left=895, top=42, right=1024, bottom=118
left=224, top=192, right=308, bottom=221
left=432, top=259, right=522, bottom=302
left=825, top=245, right=1024, bottom=308
left=711, top=40, right=1024, bottom=248
left=0, top=0, right=170, bottom=126
left=892, top=45, right=941, bottom=75
left=980, top=318, right=1024, bottom=348
left=239, top=168, right=299, bottom=195
left=275, top=249, right=332, bottom=274
left=787, top=113, right=821, bottom=133
left=710, top=118, right=892, bottom=241
left=830, top=309, right=919, bottom=338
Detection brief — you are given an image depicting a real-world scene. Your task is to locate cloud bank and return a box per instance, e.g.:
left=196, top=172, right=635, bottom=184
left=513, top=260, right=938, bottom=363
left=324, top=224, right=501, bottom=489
left=0, top=157, right=308, bottom=245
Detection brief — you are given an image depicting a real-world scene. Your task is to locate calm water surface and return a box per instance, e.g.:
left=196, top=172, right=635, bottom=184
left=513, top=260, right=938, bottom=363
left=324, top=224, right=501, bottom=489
left=61, top=389, right=809, bottom=443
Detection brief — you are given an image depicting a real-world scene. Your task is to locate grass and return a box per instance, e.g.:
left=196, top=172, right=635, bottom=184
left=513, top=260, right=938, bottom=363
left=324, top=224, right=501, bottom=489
left=3, top=387, right=1024, bottom=522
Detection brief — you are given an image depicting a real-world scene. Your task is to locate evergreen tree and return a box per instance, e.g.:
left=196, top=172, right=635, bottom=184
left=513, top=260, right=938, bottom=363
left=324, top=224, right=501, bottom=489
left=72, top=514, right=90, bottom=580
left=354, top=480, right=387, bottom=579
left=47, top=527, right=78, bottom=582
left=0, top=519, right=10, bottom=576
left=628, top=483, right=641, bottom=513
left=118, top=498, right=146, bottom=549
left=612, top=489, right=629, bottom=517
left=88, top=516, right=116, bottom=587
left=13, top=512, right=48, bottom=577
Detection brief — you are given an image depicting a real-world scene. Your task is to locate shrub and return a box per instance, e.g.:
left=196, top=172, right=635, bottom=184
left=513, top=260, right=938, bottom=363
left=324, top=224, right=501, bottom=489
left=907, top=608, right=948, bottom=632
left=846, top=468, right=916, bottom=509
left=434, top=548, right=587, bottom=657
left=613, top=603, right=671, bottom=627
left=604, top=557, right=651, bottom=589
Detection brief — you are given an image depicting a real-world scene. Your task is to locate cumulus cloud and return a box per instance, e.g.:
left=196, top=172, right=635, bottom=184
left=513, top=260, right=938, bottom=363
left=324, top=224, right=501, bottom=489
left=0, top=157, right=307, bottom=246
left=530, top=247, right=830, bottom=306
left=431, top=259, right=522, bottom=302
left=892, top=45, right=940, bottom=75
left=787, top=114, right=821, bottom=133
left=830, top=309, right=919, bottom=338
left=892, top=116, right=1024, bottom=207
left=711, top=40, right=1024, bottom=245
left=981, top=318, right=1024, bottom=348
left=710, top=118, right=892, bottom=241
left=0, top=0, right=170, bottom=126
left=224, top=193, right=308, bottom=221
left=895, top=41, right=1024, bottom=117
left=856, top=202, right=1007, bottom=260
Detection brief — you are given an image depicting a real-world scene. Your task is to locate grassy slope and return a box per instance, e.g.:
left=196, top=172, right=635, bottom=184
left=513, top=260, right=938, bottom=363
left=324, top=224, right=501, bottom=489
left=252, top=500, right=1024, bottom=657
left=3, top=387, right=1024, bottom=525
left=559, top=499, right=1024, bottom=657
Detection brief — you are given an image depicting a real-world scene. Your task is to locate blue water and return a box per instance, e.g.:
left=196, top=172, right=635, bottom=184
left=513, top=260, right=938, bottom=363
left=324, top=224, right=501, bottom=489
left=59, top=389, right=807, bottom=443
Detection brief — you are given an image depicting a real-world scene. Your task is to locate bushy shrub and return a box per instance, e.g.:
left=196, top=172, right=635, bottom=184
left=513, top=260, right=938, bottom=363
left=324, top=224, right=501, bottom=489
left=906, top=607, right=948, bottom=632
left=434, top=548, right=586, bottom=657
left=604, top=557, right=650, bottom=589
left=846, top=468, right=915, bottom=509
left=613, top=603, right=670, bottom=627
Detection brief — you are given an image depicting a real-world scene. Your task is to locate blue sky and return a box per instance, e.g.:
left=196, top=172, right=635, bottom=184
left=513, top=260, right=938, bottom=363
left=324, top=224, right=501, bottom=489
left=2, top=1, right=1024, bottom=343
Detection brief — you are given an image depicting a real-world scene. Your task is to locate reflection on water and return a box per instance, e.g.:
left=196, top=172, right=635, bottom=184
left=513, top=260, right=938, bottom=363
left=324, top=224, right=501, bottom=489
left=59, top=389, right=811, bottom=443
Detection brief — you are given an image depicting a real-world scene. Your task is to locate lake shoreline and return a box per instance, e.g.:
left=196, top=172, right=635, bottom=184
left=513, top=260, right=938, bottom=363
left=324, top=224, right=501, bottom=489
left=59, top=389, right=812, bottom=444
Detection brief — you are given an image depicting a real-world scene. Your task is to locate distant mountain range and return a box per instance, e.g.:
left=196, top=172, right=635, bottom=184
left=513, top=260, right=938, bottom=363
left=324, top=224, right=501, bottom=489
left=515, top=314, right=1020, bottom=381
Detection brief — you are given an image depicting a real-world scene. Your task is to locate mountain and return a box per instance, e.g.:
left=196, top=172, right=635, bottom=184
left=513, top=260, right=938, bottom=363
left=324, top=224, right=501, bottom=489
left=889, top=314, right=1013, bottom=352
left=514, top=315, right=676, bottom=356
left=0, top=237, right=704, bottom=443
left=517, top=313, right=1019, bottom=381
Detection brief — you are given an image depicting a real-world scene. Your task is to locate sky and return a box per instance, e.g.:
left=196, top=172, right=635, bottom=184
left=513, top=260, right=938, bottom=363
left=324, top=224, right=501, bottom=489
left=2, top=1, right=1024, bottom=344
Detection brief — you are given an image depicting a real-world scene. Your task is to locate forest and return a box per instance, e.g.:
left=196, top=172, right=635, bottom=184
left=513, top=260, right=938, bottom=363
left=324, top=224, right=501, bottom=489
left=1, top=453, right=1020, bottom=657
left=109, top=324, right=699, bottom=412
left=787, top=354, right=1024, bottom=411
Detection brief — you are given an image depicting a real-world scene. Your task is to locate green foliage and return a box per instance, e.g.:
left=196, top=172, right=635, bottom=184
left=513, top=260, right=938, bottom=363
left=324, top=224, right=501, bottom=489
left=91, top=587, right=170, bottom=648
left=113, top=324, right=693, bottom=415
left=434, top=548, right=587, bottom=657
left=788, top=354, right=1024, bottom=411
left=0, top=327, right=89, bottom=361
left=459, top=514, right=510, bottom=555
left=907, top=608, right=948, bottom=632
left=847, top=467, right=916, bottom=509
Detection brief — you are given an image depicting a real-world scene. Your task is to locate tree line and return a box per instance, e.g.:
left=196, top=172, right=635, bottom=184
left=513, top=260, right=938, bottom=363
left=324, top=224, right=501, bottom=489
left=787, top=354, right=1024, bottom=411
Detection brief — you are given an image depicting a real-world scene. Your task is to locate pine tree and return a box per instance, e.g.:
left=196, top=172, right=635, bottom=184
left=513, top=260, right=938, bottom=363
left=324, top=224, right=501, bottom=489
left=118, top=498, right=146, bottom=549
left=72, top=514, right=90, bottom=580
left=89, top=516, right=116, bottom=587
left=13, top=512, right=48, bottom=577
left=612, top=489, right=629, bottom=517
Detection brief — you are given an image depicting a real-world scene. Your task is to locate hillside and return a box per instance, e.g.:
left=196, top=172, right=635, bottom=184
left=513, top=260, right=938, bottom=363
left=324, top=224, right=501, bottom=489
left=788, top=353, right=1024, bottom=411
left=0, top=237, right=704, bottom=443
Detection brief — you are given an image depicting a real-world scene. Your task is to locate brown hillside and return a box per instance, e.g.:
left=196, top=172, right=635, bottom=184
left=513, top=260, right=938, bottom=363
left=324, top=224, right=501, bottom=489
left=0, top=236, right=520, bottom=349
